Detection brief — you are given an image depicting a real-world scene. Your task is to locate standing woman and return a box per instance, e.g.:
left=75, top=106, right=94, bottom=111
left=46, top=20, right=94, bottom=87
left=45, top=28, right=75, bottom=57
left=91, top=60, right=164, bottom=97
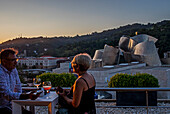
left=58, top=53, right=96, bottom=114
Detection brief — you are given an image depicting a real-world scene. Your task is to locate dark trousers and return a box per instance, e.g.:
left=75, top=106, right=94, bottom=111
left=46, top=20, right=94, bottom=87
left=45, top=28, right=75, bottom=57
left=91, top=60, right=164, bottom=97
left=0, top=107, right=32, bottom=114
left=0, top=107, right=12, bottom=114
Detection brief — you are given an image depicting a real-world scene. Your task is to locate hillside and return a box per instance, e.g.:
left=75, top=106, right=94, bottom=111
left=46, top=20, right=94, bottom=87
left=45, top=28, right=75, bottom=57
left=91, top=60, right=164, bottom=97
left=0, top=20, right=169, bottom=58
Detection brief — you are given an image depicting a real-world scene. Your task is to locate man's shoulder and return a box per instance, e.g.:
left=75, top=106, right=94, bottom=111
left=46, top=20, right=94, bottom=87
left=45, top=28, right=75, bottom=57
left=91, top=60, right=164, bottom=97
left=0, top=65, right=4, bottom=72
left=0, top=64, right=7, bottom=72
left=0, top=65, right=5, bottom=77
left=12, top=68, right=18, bottom=74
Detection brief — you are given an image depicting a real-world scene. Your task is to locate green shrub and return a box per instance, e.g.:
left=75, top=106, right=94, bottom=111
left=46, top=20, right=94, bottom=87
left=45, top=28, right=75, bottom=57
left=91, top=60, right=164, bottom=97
left=133, top=73, right=159, bottom=87
left=37, top=73, right=77, bottom=87
left=108, top=73, right=159, bottom=87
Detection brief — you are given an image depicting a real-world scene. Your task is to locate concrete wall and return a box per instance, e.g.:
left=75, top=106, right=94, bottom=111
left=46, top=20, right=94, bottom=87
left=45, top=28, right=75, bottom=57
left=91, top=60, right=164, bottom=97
left=52, top=62, right=69, bottom=73
left=88, top=63, right=146, bottom=99
left=88, top=63, right=146, bottom=87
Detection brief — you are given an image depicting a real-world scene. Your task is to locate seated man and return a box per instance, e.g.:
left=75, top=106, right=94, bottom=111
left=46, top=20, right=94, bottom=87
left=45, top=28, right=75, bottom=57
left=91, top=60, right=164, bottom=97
left=0, top=48, right=32, bottom=114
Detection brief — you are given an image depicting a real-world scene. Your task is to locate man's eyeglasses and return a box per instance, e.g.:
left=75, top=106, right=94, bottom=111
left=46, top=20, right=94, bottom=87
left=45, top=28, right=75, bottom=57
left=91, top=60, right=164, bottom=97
left=5, top=58, right=18, bottom=62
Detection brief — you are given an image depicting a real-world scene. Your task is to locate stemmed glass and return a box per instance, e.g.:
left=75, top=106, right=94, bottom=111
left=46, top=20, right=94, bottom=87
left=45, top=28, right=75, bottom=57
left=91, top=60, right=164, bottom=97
left=33, top=78, right=41, bottom=89
left=43, top=81, right=52, bottom=95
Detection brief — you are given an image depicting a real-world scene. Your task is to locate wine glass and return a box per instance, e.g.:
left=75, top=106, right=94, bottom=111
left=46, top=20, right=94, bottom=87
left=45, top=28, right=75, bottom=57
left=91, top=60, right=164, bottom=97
left=33, top=78, right=41, bottom=89
left=43, top=81, right=52, bottom=95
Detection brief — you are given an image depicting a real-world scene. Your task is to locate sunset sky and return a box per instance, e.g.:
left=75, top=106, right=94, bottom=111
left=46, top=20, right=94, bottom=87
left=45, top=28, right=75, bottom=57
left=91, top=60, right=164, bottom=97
left=0, top=0, right=170, bottom=43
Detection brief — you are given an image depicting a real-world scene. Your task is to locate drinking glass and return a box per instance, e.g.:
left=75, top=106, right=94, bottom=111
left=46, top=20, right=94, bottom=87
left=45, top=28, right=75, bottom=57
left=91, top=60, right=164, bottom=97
left=43, top=81, right=52, bottom=95
left=33, top=78, right=41, bottom=89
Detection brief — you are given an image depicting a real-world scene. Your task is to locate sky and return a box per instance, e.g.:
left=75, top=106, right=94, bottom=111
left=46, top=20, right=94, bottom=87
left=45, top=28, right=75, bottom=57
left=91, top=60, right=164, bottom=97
left=0, top=0, right=170, bottom=43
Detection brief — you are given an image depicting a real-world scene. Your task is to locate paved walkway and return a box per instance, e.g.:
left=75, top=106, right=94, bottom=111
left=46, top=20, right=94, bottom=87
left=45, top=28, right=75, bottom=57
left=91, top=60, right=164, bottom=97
left=29, top=102, right=170, bottom=114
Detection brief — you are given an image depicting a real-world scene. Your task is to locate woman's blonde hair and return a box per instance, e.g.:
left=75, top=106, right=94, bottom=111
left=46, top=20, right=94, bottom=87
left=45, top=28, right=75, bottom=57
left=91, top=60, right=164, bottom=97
left=72, top=53, right=91, bottom=71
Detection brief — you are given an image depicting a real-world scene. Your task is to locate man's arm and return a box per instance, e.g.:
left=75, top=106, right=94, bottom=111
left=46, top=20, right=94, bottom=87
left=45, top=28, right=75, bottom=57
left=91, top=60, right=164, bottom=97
left=14, top=69, right=22, bottom=93
left=0, top=71, right=21, bottom=100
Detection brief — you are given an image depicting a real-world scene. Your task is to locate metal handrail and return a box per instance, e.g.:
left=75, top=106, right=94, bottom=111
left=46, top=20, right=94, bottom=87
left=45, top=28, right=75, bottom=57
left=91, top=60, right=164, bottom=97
left=95, top=99, right=170, bottom=102
left=95, top=87, right=170, bottom=91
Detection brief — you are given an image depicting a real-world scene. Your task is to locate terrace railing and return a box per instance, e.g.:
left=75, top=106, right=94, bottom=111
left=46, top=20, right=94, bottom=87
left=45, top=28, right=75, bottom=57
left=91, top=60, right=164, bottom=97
left=95, top=87, right=170, bottom=114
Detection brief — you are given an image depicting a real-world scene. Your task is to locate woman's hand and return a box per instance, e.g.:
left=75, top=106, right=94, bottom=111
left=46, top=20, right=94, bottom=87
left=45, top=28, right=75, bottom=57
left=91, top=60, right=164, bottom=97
left=19, top=91, right=35, bottom=100
left=58, top=90, right=67, bottom=98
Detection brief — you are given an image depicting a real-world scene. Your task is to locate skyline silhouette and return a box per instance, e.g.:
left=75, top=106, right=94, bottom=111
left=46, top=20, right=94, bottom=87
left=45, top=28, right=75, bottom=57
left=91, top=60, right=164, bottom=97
left=0, top=0, right=170, bottom=43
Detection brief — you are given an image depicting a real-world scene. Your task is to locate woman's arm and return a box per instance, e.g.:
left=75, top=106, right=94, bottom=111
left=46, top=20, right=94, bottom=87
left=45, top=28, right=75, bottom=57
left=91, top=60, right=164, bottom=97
left=60, top=78, right=85, bottom=108
left=71, top=79, right=84, bottom=108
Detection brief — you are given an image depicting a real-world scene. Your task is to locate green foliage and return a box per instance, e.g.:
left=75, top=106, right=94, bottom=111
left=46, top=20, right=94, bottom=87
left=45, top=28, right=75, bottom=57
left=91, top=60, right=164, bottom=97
left=133, top=73, right=159, bottom=87
left=108, top=73, right=132, bottom=87
left=37, top=73, right=77, bottom=87
left=108, top=73, right=159, bottom=87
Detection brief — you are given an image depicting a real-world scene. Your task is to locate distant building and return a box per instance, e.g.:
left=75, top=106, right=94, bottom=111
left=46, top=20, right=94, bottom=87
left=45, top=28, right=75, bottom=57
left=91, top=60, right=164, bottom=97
left=164, top=51, right=170, bottom=58
left=161, top=51, right=170, bottom=64
left=17, top=56, right=68, bottom=69
left=52, top=62, right=70, bottom=73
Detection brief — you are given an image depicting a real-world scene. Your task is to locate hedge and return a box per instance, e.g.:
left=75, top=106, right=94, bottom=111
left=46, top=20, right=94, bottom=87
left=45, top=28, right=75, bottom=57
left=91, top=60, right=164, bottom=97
left=36, top=73, right=77, bottom=87
left=108, top=73, right=159, bottom=87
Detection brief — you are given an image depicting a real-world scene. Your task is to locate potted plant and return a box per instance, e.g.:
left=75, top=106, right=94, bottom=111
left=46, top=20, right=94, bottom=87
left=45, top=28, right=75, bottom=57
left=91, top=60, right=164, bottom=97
left=108, top=73, right=159, bottom=106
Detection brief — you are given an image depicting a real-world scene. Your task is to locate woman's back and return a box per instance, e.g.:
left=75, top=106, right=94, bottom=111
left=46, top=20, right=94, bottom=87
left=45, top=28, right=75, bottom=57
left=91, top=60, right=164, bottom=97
left=71, top=75, right=96, bottom=114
